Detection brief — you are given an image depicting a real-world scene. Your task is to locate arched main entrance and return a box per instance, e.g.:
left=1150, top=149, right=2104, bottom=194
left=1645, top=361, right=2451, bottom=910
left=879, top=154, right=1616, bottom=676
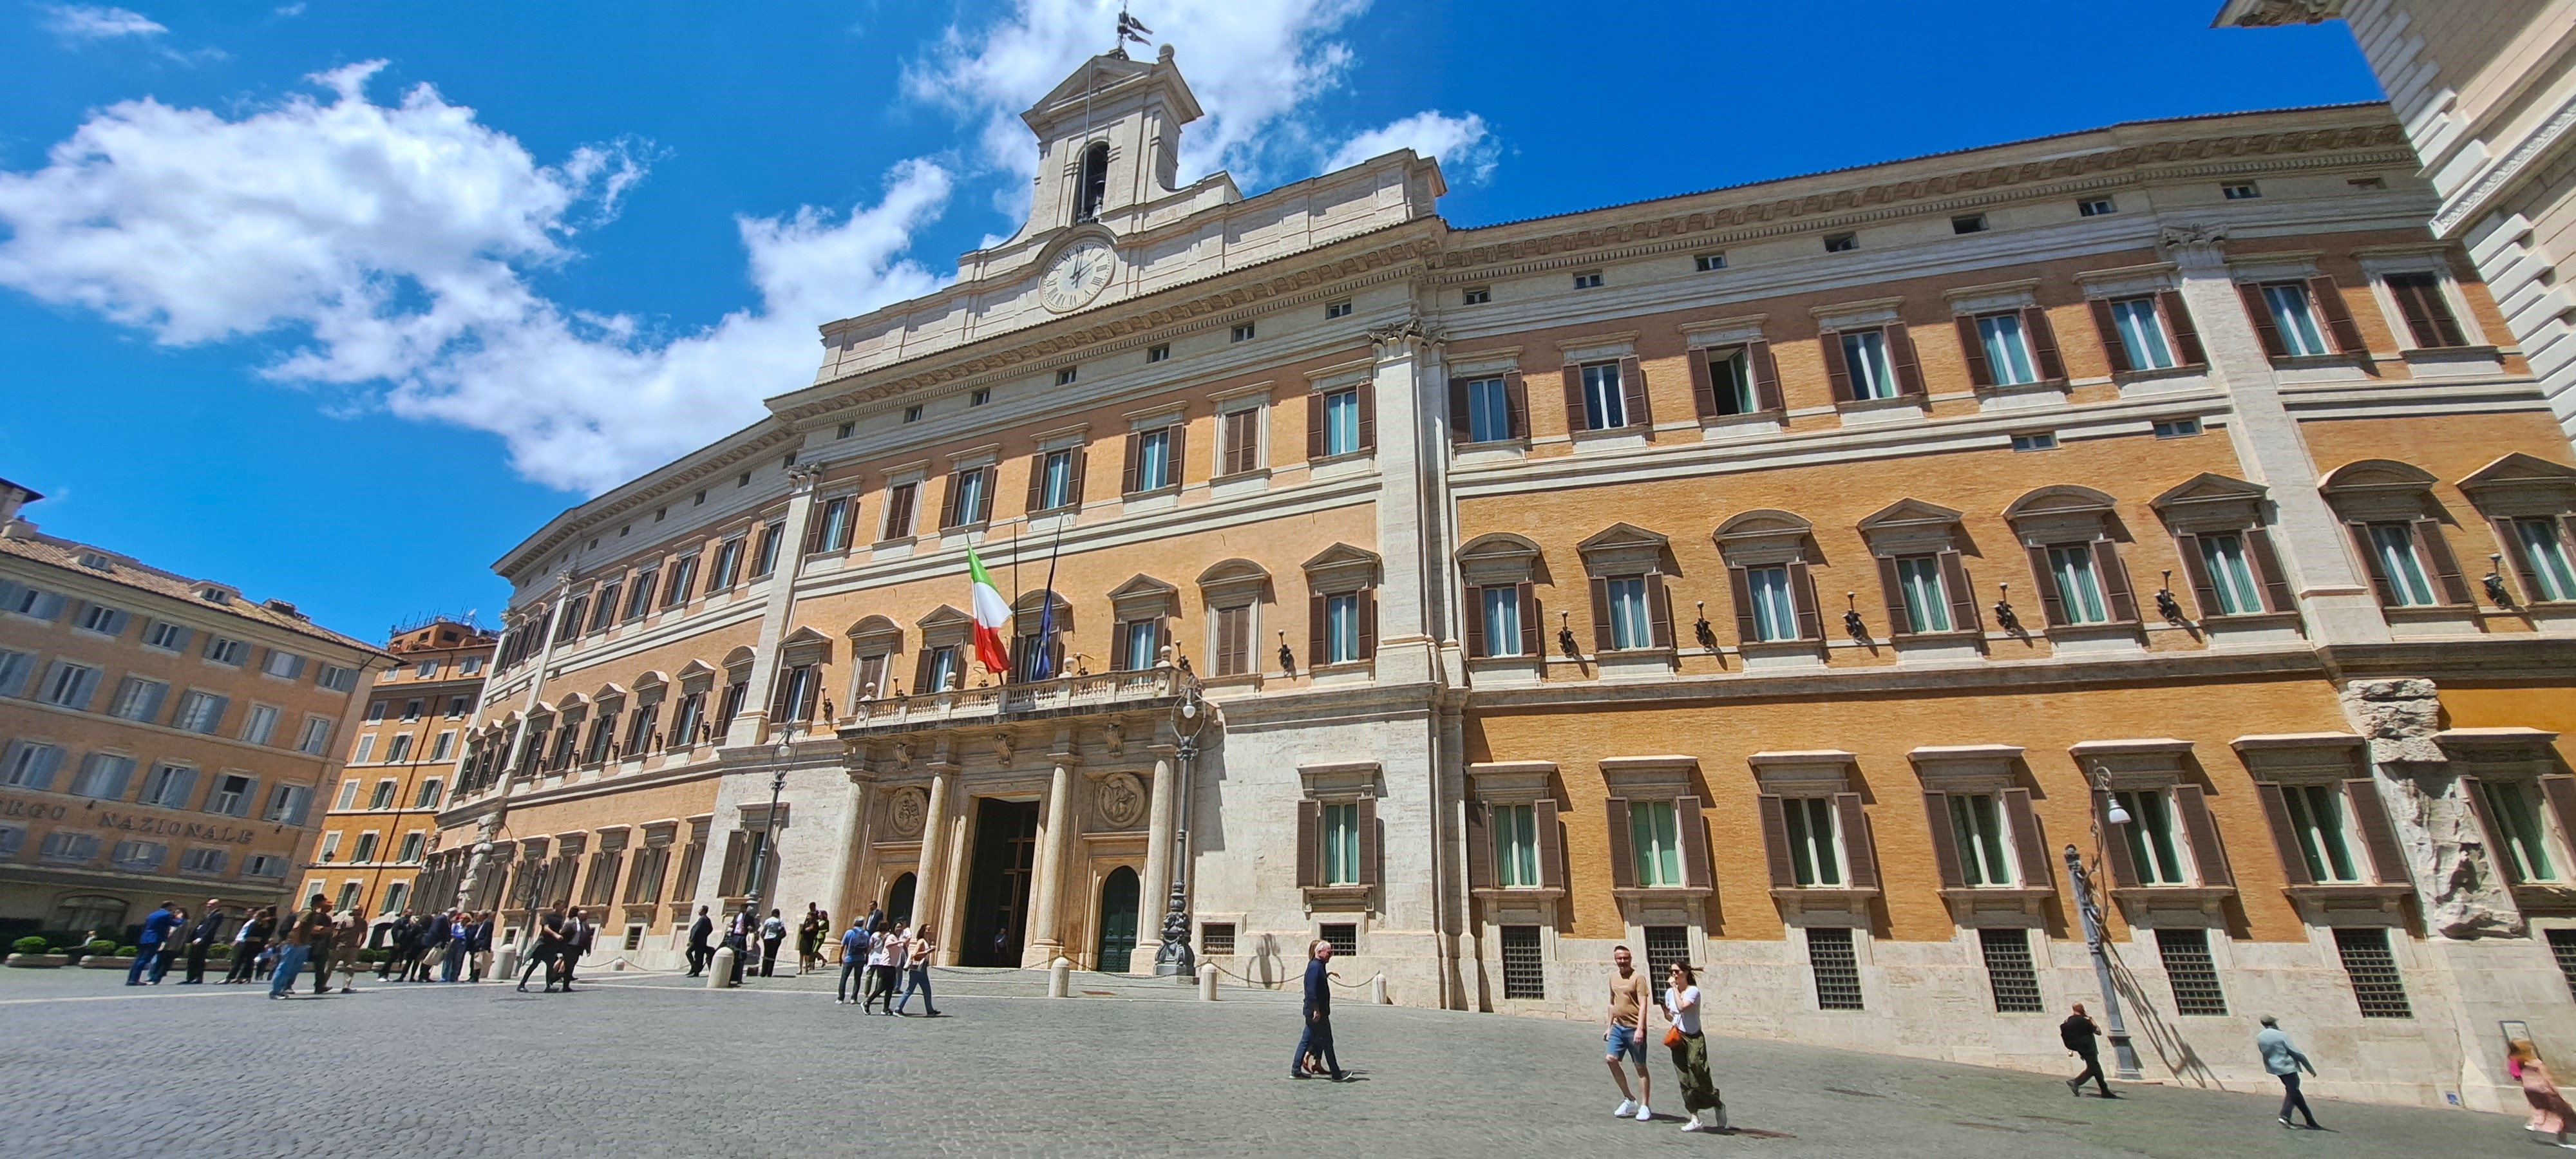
left=1095, top=866, right=1140, bottom=973
left=886, top=872, right=916, bottom=928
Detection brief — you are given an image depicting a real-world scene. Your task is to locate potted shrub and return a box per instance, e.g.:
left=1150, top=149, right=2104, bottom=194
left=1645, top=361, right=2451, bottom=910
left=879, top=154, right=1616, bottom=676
left=82, top=941, right=136, bottom=970
left=6, top=935, right=66, bottom=968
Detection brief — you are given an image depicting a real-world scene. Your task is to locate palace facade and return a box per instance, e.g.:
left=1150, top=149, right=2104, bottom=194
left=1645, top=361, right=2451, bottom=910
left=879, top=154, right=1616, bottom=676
left=428, top=49, right=2576, bottom=1109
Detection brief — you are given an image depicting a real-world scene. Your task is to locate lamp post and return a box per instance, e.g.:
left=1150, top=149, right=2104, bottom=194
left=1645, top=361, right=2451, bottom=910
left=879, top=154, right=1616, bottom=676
left=1153, top=677, right=1209, bottom=977
left=745, top=722, right=803, bottom=943
left=2065, top=762, right=2142, bottom=1081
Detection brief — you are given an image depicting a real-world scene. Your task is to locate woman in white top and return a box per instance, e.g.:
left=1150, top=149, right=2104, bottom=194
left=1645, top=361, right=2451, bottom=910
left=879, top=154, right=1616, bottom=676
left=1663, top=962, right=1726, bottom=1134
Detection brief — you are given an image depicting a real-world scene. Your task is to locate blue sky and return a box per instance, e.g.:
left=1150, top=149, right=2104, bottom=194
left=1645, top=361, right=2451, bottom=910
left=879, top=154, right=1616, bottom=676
left=0, top=1, right=2378, bottom=643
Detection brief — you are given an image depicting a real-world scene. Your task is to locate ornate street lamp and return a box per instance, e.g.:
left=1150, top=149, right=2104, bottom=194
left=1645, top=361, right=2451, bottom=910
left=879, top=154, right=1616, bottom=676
left=1153, top=677, right=1210, bottom=977
left=2065, top=761, right=2142, bottom=1081
left=744, top=722, right=803, bottom=949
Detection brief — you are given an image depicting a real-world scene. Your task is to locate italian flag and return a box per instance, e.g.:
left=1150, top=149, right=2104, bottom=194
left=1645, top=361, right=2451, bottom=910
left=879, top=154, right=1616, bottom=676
left=966, top=543, right=1012, bottom=675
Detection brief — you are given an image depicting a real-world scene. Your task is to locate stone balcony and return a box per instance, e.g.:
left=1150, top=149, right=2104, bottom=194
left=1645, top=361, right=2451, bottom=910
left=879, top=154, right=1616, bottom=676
left=834, top=666, right=1186, bottom=738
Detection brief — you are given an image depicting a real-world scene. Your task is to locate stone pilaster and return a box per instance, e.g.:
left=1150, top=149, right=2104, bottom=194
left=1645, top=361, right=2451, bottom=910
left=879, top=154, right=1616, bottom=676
left=1366, top=319, right=1444, bottom=686
left=726, top=462, right=823, bottom=747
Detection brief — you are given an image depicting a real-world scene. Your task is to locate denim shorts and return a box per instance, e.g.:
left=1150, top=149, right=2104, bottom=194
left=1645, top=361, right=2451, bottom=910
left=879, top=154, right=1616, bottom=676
left=1606, top=1023, right=1647, bottom=1064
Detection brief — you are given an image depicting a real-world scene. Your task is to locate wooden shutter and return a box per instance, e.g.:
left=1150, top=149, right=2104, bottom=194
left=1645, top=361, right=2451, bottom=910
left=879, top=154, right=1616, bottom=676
left=2247, top=528, right=2295, bottom=613
left=2351, top=523, right=2401, bottom=606
left=938, top=471, right=963, bottom=529
left=1819, top=330, right=1852, bottom=400
left=2088, top=299, right=2134, bottom=375
left=1356, top=384, right=1376, bottom=453
left=1562, top=364, right=1587, bottom=431
left=1517, top=583, right=1541, bottom=659
left=974, top=468, right=998, bottom=523
left=1787, top=559, right=1823, bottom=640
left=1757, top=795, right=1797, bottom=887
left=1121, top=432, right=1142, bottom=494
left=1922, top=791, right=1966, bottom=889
left=2094, top=538, right=2139, bottom=621
left=1464, top=801, right=1493, bottom=890
left=1358, top=590, right=1378, bottom=661
left=1225, top=409, right=1256, bottom=475
left=2412, top=520, right=2472, bottom=605
left=911, top=646, right=934, bottom=696
left=2027, top=545, right=2067, bottom=626
left=1645, top=572, right=1674, bottom=648
left=1727, top=565, right=1759, bottom=644
left=1165, top=422, right=1186, bottom=489
left=1535, top=799, right=1564, bottom=890
left=2175, top=532, right=2221, bottom=617
left=1463, top=584, right=1487, bottom=658
left=801, top=511, right=825, bottom=555
left=2239, top=283, right=2287, bottom=357
left=2345, top=778, right=2410, bottom=886
left=1677, top=795, right=1711, bottom=889
left=1877, top=556, right=1911, bottom=635
left=1024, top=452, right=1049, bottom=514
left=2459, top=777, right=2522, bottom=885
left=1955, top=315, right=1994, bottom=387
left=1835, top=793, right=1879, bottom=890
left=2002, top=787, right=2053, bottom=890
left=1688, top=347, right=1718, bottom=418
left=1590, top=576, right=1614, bottom=652
left=2497, top=516, right=2544, bottom=598
left=1605, top=798, right=1636, bottom=889
left=2096, top=789, right=2140, bottom=888
left=1887, top=323, right=1926, bottom=397
left=1938, top=549, right=1981, bottom=632
left=718, top=831, right=748, bottom=897
left=1065, top=448, right=1087, bottom=509
left=1356, top=796, right=1379, bottom=886
left=2543, top=777, right=2576, bottom=869
left=2160, top=290, right=2207, bottom=366
left=1618, top=354, right=1649, bottom=431
left=2253, top=782, right=2315, bottom=885
left=2171, top=784, right=2232, bottom=888
left=1748, top=340, right=1783, bottom=411
left=1448, top=374, right=1472, bottom=444
left=1307, top=592, right=1327, bottom=668
left=1217, top=605, right=1249, bottom=677
left=1295, top=800, right=1320, bottom=888
left=2023, top=305, right=2065, bottom=380
left=2308, top=275, right=2367, bottom=356
left=2389, top=273, right=2468, bottom=348
left=1502, top=370, right=1529, bottom=438
left=1304, top=392, right=1326, bottom=460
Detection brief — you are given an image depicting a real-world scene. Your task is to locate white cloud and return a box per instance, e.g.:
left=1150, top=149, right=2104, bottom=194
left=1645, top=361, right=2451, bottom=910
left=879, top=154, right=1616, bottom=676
left=40, top=4, right=166, bottom=39
left=1327, top=110, right=1497, bottom=184
left=0, top=61, right=952, bottom=493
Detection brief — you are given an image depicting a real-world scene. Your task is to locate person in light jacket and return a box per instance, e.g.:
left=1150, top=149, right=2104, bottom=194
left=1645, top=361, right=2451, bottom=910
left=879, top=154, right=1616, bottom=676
left=2257, top=1015, right=2321, bottom=1129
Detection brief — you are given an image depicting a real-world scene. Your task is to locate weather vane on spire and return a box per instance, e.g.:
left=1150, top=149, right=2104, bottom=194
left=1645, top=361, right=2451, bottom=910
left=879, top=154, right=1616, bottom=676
left=1115, top=5, right=1152, bottom=50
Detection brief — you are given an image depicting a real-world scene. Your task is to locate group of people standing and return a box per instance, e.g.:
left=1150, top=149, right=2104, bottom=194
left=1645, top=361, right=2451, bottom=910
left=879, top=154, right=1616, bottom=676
left=837, top=904, right=939, bottom=1015
left=374, top=909, right=497, bottom=983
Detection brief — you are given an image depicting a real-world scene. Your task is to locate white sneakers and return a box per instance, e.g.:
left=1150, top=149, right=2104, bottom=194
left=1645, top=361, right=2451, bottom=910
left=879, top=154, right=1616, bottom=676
left=1634, top=1104, right=1653, bottom=1122
left=1613, top=1100, right=1636, bottom=1118
left=1679, top=1109, right=1728, bottom=1134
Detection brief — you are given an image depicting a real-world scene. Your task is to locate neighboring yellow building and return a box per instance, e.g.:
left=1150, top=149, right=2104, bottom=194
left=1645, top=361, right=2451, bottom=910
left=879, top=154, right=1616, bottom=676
left=426, top=49, right=2576, bottom=1109
left=0, top=480, right=390, bottom=943
left=299, top=618, right=493, bottom=930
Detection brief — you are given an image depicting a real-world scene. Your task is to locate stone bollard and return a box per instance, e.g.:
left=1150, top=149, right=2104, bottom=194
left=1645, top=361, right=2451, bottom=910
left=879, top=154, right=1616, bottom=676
left=1198, top=962, right=1217, bottom=1001
left=1048, top=956, right=1072, bottom=998
left=1370, top=973, right=1388, bottom=1005
left=709, top=947, right=736, bottom=988
left=495, top=946, right=518, bottom=982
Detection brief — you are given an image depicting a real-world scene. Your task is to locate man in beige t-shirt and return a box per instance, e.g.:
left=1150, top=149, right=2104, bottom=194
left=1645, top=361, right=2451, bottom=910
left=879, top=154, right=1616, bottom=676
left=1605, top=945, right=1654, bottom=1121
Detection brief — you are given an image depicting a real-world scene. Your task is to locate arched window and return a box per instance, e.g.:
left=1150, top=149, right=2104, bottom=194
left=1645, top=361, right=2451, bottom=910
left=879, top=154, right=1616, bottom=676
left=1074, top=142, right=1108, bottom=223
left=48, top=893, right=128, bottom=938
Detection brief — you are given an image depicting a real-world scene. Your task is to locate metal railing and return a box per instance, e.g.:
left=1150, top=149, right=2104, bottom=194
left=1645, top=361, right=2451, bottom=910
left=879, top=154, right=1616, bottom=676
left=842, top=666, right=1180, bottom=730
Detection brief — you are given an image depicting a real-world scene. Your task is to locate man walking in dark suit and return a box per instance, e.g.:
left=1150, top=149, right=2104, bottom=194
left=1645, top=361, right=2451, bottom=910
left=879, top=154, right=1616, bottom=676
left=687, top=905, right=714, bottom=977
left=1289, top=939, right=1347, bottom=1081
left=2062, top=1003, right=2114, bottom=1098
left=178, top=900, right=227, bottom=984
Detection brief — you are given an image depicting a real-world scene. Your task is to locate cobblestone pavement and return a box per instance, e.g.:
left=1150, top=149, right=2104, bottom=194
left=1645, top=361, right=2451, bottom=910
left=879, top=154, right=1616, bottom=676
left=0, top=962, right=2528, bottom=1158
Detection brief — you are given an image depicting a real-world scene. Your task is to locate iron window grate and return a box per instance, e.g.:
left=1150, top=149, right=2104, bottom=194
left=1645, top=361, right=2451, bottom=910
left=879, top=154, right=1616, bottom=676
left=1979, top=928, right=2045, bottom=1013
left=1806, top=927, right=1864, bottom=1010
left=2549, top=929, right=2576, bottom=1001
left=1200, top=922, right=1236, bottom=957
left=2333, top=927, right=2412, bottom=1019
left=1644, top=925, right=1690, bottom=1003
left=2154, top=927, right=2228, bottom=1015
left=1500, top=925, right=1545, bottom=1000
left=1320, top=923, right=1358, bottom=956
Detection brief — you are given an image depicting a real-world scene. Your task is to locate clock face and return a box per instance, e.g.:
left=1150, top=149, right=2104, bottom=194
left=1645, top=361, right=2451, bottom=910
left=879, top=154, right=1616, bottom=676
left=1039, top=240, right=1116, bottom=314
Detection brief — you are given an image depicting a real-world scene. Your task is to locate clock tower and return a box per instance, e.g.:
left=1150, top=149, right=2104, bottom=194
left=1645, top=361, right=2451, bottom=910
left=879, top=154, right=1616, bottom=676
left=1009, top=44, right=1212, bottom=247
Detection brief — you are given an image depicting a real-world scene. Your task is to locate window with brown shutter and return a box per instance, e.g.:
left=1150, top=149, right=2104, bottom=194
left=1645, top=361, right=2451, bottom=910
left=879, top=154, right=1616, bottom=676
left=1222, top=408, right=1260, bottom=476
left=2308, top=275, right=2368, bottom=356
left=880, top=482, right=916, bottom=541
left=1922, top=791, right=1967, bottom=889
left=2237, top=283, right=2287, bottom=358
left=1356, top=796, right=1379, bottom=886
left=2170, top=784, right=2232, bottom=888
left=1644, top=573, right=1674, bottom=648
left=1605, top=796, right=1635, bottom=889
left=1727, top=565, right=1759, bottom=645
left=2413, top=520, right=2472, bottom=605
left=2159, top=290, right=2206, bottom=365
left=1955, top=315, right=1995, bottom=386
left=2382, top=272, right=2468, bottom=348
left=1618, top=354, right=1650, bottom=433
left=2094, top=538, right=2139, bottom=621
left=1887, top=323, right=1926, bottom=396
left=2345, top=778, right=2410, bottom=886
left=1464, top=802, right=1494, bottom=890
left=1676, top=796, right=1711, bottom=889
left=1534, top=799, right=1564, bottom=889
left=1447, top=375, right=1473, bottom=444
left=717, top=830, right=748, bottom=898
left=2022, top=306, right=2065, bottom=380
left=1463, top=584, right=1488, bottom=657
left=1835, top=793, right=1878, bottom=889
left=2087, top=299, right=2133, bottom=375
left=1502, top=370, right=1529, bottom=438
left=1819, top=329, right=1852, bottom=399
left=1786, top=560, right=1821, bottom=641
left=1213, top=603, right=1252, bottom=676
left=2001, top=788, right=2053, bottom=892
left=1757, top=795, right=1797, bottom=888
left=1295, top=800, right=1320, bottom=889
left=1305, top=391, right=1326, bottom=459
left=2252, top=783, right=2315, bottom=887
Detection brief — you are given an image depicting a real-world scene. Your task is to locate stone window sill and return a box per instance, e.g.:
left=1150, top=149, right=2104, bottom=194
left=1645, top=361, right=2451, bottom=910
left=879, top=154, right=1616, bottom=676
left=1613, top=885, right=1712, bottom=901
left=2282, top=883, right=2411, bottom=911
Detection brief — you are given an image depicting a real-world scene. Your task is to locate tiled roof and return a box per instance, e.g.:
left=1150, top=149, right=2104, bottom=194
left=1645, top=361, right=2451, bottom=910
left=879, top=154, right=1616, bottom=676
left=0, top=527, right=388, bottom=657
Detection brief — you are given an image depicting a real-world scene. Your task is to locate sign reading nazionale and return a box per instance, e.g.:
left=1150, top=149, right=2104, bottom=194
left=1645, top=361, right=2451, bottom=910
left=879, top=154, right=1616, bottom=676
left=1, top=796, right=257, bottom=843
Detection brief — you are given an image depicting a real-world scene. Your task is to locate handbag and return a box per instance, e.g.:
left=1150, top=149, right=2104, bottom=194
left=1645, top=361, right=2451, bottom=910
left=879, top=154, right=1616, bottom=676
left=1663, top=1024, right=1684, bottom=1048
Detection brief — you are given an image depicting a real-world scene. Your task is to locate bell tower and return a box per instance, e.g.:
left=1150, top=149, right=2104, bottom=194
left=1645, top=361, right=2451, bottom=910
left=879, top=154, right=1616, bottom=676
left=1013, top=44, right=1207, bottom=243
